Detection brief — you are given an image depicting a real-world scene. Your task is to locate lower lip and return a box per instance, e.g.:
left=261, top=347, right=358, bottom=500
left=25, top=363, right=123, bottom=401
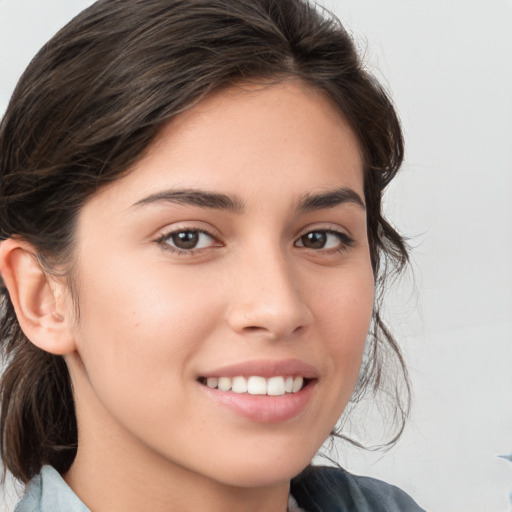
left=199, top=381, right=316, bottom=423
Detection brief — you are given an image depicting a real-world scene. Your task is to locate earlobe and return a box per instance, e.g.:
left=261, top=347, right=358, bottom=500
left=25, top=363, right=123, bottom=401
left=0, top=238, right=76, bottom=355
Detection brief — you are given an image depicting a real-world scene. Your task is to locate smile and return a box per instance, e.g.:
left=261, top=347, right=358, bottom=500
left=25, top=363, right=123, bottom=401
left=197, top=359, right=318, bottom=422
left=201, top=375, right=306, bottom=396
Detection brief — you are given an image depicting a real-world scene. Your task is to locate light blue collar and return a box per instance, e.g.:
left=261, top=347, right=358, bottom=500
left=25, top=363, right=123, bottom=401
left=16, top=465, right=304, bottom=512
left=15, top=466, right=89, bottom=512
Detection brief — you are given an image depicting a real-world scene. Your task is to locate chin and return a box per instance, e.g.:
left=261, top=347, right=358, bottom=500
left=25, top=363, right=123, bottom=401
left=203, top=450, right=314, bottom=489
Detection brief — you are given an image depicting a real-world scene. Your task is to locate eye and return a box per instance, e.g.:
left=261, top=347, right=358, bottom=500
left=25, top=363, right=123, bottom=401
left=158, top=229, right=217, bottom=252
left=295, top=229, right=353, bottom=251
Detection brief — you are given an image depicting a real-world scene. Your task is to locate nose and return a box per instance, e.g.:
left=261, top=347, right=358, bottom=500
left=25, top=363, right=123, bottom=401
left=226, top=251, right=313, bottom=340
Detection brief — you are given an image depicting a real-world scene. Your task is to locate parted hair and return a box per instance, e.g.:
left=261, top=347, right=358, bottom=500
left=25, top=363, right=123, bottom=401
left=0, top=0, right=409, bottom=484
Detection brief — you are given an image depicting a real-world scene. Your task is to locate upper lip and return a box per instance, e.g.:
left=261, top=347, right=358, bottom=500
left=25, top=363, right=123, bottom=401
left=199, top=359, right=318, bottom=379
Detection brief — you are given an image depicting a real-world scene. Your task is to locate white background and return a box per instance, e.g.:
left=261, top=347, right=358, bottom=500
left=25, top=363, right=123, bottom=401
left=1, top=1, right=511, bottom=511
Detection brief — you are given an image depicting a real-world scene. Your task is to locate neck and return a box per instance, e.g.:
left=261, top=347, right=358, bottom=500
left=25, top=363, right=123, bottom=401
left=64, top=434, right=289, bottom=512
left=65, top=454, right=290, bottom=512
left=64, top=363, right=291, bottom=512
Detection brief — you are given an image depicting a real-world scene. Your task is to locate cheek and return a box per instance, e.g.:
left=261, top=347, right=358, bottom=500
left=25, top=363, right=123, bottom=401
left=68, top=261, right=230, bottom=452
left=313, top=266, right=374, bottom=386
left=71, top=259, right=221, bottom=398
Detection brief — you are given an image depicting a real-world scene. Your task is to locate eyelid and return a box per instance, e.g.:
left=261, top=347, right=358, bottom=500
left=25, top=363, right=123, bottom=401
left=296, top=223, right=354, bottom=241
left=153, top=220, right=222, bottom=240
left=294, top=225, right=355, bottom=250
left=154, top=223, right=223, bottom=255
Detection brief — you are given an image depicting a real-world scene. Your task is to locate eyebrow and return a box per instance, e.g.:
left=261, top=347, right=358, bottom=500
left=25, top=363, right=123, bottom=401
left=132, top=189, right=244, bottom=213
left=297, top=187, right=366, bottom=212
left=131, top=186, right=365, bottom=213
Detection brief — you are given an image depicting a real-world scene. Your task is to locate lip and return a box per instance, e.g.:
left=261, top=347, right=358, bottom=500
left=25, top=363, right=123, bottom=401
left=200, top=380, right=316, bottom=423
left=197, top=359, right=318, bottom=423
left=199, top=358, right=319, bottom=379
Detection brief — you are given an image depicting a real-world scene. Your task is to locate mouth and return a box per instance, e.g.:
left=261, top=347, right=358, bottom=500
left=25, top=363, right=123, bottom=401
left=197, top=375, right=312, bottom=396
left=196, top=359, right=318, bottom=422
left=198, top=375, right=316, bottom=423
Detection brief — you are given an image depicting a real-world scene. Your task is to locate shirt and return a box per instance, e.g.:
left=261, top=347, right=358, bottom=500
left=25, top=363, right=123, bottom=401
left=15, top=464, right=425, bottom=511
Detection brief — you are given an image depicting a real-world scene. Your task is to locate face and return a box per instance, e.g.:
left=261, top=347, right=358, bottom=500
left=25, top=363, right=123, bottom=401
left=65, top=81, right=374, bottom=489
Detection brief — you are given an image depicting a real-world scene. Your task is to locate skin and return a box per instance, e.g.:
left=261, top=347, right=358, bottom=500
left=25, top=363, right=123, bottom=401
left=4, top=80, right=375, bottom=512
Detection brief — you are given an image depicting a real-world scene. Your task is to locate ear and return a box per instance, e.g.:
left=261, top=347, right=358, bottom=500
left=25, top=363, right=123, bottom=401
left=0, top=238, right=76, bottom=355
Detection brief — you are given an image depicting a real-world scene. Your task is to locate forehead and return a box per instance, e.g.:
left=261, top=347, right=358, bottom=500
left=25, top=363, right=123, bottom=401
left=88, top=80, right=364, bottom=211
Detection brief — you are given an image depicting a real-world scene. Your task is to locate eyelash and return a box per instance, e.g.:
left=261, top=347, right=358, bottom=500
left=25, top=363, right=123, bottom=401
left=294, top=229, right=354, bottom=254
left=155, top=227, right=219, bottom=256
left=155, top=227, right=354, bottom=256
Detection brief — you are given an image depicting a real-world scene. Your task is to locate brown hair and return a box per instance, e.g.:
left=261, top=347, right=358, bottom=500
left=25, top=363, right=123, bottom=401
left=0, top=0, right=409, bottom=484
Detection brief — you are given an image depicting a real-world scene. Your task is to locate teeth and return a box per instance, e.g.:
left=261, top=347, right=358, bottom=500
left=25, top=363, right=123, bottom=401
left=204, top=375, right=306, bottom=395
left=292, top=376, right=303, bottom=393
left=247, top=376, right=267, bottom=395
left=206, top=377, right=218, bottom=389
left=267, top=376, right=286, bottom=396
left=218, top=377, right=232, bottom=391
left=232, top=376, right=248, bottom=393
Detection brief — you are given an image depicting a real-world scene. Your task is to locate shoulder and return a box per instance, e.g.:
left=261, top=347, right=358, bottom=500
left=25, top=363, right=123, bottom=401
left=290, top=465, right=426, bottom=512
left=15, top=466, right=89, bottom=512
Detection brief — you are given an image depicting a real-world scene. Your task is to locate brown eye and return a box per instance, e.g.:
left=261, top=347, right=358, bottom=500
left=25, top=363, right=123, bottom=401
left=171, top=231, right=199, bottom=249
left=295, top=230, right=353, bottom=250
left=161, top=230, right=216, bottom=251
left=300, top=231, right=327, bottom=249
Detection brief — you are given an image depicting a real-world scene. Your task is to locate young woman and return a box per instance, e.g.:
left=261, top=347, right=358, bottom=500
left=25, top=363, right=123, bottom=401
left=0, top=0, right=424, bottom=510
